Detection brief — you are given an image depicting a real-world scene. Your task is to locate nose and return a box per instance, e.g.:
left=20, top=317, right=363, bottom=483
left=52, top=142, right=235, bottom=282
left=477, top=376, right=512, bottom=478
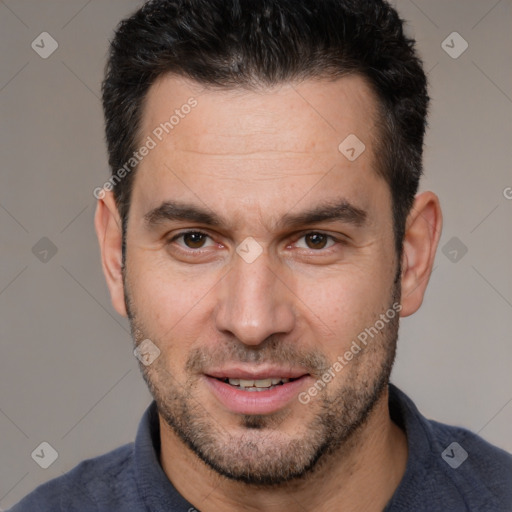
left=214, top=249, right=296, bottom=347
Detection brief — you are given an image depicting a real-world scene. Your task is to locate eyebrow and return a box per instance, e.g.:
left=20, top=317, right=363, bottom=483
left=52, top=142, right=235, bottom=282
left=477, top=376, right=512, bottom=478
left=278, top=200, right=367, bottom=229
left=144, top=201, right=224, bottom=228
left=144, top=199, right=367, bottom=231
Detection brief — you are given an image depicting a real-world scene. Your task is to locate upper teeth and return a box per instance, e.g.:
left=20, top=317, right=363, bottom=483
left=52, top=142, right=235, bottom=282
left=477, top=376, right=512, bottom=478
left=228, top=378, right=290, bottom=388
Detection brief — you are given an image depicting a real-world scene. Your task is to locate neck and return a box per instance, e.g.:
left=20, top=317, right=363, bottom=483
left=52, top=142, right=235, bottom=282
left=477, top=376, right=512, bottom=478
left=158, top=388, right=408, bottom=512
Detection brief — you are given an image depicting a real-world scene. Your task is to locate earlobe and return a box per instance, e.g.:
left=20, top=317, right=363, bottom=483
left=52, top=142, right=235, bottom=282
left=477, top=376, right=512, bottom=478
left=94, top=191, right=128, bottom=317
left=400, top=191, right=443, bottom=317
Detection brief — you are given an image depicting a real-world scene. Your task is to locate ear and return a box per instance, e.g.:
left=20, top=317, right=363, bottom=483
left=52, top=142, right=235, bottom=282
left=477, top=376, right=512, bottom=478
left=400, top=191, right=443, bottom=317
left=94, top=190, right=127, bottom=317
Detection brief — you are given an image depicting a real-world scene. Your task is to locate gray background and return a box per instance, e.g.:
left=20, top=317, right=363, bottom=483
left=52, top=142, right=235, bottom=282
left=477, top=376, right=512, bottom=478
left=1, top=0, right=511, bottom=508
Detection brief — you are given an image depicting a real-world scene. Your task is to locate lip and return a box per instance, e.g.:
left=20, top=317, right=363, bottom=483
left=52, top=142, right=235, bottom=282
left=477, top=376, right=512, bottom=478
left=206, top=366, right=309, bottom=380
left=203, top=373, right=311, bottom=415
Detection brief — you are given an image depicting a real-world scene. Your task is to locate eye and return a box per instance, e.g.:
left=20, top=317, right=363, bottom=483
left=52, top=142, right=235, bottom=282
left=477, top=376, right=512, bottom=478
left=169, top=231, right=215, bottom=250
left=294, top=232, right=337, bottom=251
left=167, top=230, right=341, bottom=255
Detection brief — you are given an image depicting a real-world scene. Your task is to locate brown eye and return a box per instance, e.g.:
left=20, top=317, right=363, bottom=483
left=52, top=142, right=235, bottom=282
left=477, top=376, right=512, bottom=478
left=166, top=230, right=222, bottom=262
left=304, top=233, right=329, bottom=250
left=293, top=232, right=339, bottom=252
left=182, top=232, right=208, bottom=249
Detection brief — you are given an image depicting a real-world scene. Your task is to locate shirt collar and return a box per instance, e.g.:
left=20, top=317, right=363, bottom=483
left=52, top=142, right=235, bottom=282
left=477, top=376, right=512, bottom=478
left=133, top=384, right=432, bottom=511
left=134, top=401, right=196, bottom=511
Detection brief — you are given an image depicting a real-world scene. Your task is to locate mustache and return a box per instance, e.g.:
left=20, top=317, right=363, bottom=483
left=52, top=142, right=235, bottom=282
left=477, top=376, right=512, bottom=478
left=185, top=336, right=331, bottom=377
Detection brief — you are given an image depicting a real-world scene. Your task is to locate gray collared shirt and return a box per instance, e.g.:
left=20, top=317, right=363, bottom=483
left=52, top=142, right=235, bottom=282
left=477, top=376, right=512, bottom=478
left=8, top=384, right=512, bottom=511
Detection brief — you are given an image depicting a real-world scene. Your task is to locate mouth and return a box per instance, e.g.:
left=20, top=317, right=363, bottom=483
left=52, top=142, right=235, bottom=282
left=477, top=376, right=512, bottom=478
left=213, top=376, right=301, bottom=392
left=203, top=370, right=311, bottom=415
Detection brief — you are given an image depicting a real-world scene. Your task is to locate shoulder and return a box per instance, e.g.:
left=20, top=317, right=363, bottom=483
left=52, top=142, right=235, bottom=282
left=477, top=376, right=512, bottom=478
left=427, top=419, right=512, bottom=510
left=7, top=443, right=137, bottom=512
left=387, top=385, right=512, bottom=512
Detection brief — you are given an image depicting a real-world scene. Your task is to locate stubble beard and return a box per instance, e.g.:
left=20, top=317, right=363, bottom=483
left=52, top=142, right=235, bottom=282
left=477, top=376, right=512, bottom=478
left=124, top=271, right=401, bottom=487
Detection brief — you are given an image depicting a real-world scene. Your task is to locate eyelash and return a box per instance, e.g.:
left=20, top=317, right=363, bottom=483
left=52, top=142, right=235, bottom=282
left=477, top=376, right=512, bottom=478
left=167, top=230, right=344, bottom=255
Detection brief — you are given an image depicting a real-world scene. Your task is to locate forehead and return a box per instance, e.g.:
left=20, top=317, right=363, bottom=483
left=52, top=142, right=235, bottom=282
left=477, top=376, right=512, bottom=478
left=140, top=73, right=379, bottom=155
left=133, top=73, right=387, bottom=228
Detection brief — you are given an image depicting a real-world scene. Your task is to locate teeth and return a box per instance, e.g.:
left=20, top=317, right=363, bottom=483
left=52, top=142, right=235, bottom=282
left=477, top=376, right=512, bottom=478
left=227, top=378, right=291, bottom=388
left=254, top=378, right=273, bottom=388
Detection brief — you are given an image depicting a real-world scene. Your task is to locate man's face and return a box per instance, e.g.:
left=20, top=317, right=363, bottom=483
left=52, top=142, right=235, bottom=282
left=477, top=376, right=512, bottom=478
left=123, top=74, right=400, bottom=484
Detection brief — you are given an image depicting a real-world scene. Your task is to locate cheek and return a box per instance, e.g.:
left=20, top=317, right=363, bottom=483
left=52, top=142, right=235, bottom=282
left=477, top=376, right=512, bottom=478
left=127, top=254, right=217, bottom=345
left=305, top=264, right=393, bottom=352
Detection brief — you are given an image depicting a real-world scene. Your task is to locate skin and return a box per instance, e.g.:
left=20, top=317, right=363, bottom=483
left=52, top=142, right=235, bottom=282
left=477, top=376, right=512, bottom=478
left=95, top=73, right=442, bottom=511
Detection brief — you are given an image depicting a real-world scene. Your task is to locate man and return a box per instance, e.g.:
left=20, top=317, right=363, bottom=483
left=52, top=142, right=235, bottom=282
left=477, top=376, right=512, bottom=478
left=9, top=0, right=512, bottom=511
